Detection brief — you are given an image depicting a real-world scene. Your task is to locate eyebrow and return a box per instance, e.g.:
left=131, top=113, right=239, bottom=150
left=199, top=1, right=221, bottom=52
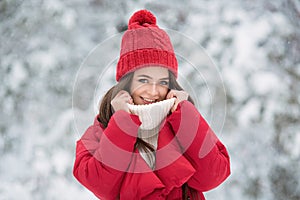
left=137, top=75, right=169, bottom=80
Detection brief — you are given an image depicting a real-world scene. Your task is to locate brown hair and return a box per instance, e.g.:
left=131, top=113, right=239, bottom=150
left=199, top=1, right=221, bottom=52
left=98, top=70, right=198, bottom=199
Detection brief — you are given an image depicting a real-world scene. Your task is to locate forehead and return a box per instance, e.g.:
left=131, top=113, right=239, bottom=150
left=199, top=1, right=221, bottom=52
left=133, top=67, right=169, bottom=77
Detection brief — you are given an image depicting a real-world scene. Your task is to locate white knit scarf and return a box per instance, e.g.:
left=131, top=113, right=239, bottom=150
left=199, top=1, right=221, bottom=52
left=127, top=98, right=175, bottom=169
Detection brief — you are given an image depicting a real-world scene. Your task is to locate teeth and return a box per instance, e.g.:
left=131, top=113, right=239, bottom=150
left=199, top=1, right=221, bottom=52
left=143, top=97, right=155, bottom=102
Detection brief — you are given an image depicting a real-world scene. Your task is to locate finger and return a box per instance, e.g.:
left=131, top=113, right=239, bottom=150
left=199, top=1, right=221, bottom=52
left=166, top=92, right=171, bottom=99
left=167, top=90, right=176, bottom=99
left=128, top=98, right=134, bottom=104
left=118, top=92, right=133, bottom=103
left=166, top=90, right=172, bottom=99
left=171, top=102, right=179, bottom=112
left=117, top=91, right=131, bottom=99
left=126, top=96, right=133, bottom=104
left=124, top=92, right=132, bottom=99
left=115, top=90, right=126, bottom=97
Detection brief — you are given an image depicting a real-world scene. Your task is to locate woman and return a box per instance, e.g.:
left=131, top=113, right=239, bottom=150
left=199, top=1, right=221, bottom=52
left=73, top=9, right=230, bottom=200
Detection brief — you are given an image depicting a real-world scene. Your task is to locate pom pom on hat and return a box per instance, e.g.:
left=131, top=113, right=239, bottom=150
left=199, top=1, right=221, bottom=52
left=116, top=9, right=178, bottom=81
left=128, top=9, right=157, bottom=29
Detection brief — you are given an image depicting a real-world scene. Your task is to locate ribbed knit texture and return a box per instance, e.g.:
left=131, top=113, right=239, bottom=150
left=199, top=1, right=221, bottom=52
left=128, top=98, right=175, bottom=169
left=116, top=10, right=178, bottom=81
left=127, top=98, right=175, bottom=130
left=117, top=48, right=178, bottom=81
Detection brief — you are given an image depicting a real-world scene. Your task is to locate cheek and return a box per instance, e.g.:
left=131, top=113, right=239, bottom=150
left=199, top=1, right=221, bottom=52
left=131, top=84, right=144, bottom=97
left=131, top=85, right=143, bottom=94
left=159, top=87, right=169, bottom=98
left=131, top=87, right=145, bottom=105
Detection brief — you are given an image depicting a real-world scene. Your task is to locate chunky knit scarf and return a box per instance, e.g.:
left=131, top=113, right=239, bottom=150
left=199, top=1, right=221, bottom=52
left=127, top=98, right=175, bottom=169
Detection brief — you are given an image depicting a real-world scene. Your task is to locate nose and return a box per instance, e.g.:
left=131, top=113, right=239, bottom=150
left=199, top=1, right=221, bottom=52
left=148, top=83, right=159, bottom=97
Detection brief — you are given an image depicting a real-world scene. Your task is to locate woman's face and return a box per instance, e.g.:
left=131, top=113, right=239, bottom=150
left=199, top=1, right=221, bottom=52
left=130, top=67, right=169, bottom=105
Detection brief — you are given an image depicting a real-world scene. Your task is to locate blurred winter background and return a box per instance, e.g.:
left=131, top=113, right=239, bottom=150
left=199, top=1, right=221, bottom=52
left=1, top=0, right=300, bottom=199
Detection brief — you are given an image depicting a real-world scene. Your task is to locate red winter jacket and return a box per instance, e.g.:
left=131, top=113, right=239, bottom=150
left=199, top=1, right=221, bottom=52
left=73, top=101, right=230, bottom=200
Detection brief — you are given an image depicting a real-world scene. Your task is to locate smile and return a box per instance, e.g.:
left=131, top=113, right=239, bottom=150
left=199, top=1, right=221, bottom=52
left=141, top=97, right=156, bottom=104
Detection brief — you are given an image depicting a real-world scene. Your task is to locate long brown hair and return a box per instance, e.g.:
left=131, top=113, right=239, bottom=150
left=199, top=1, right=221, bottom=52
left=98, top=70, right=198, bottom=199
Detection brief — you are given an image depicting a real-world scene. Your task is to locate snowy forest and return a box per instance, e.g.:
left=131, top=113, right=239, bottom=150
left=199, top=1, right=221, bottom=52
left=1, top=0, right=299, bottom=199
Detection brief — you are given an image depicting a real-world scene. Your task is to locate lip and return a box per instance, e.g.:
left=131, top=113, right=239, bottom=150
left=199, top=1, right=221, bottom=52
left=141, top=97, right=156, bottom=104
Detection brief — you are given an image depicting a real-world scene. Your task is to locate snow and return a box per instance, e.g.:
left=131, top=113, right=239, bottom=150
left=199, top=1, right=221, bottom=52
left=233, top=18, right=271, bottom=70
left=249, top=71, right=283, bottom=95
left=222, top=67, right=248, bottom=102
left=8, top=61, right=28, bottom=90
left=291, top=131, right=300, bottom=159
left=1, top=0, right=300, bottom=199
left=238, top=98, right=261, bottom=127
left=27, top=50, right=57, bottom=71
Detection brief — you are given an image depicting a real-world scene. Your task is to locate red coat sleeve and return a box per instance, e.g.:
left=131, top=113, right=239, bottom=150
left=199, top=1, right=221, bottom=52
left=167, top=100, right=230, bottom=192
left=73, top=110, right=141, bottom=199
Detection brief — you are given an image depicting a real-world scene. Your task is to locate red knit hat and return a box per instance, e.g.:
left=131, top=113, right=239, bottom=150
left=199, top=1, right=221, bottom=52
left=116, top=9, right=178, bottom=81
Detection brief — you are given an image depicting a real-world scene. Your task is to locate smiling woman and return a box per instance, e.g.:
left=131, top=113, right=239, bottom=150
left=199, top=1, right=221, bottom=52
left=73, top=9, right=230, bottom=200
left=130, top=67, right=169, bottom=105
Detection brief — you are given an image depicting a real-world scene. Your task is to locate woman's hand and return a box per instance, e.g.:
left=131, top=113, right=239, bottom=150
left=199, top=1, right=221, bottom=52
left=166, top=90, right=189, bottom=112
left=111, top=90, right=133, bottom=113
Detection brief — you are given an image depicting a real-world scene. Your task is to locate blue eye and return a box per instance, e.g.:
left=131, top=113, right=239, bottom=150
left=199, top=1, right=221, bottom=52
left=160, top=81, right=169, bottom=86
left=138, top=79, right=148, bottom=83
